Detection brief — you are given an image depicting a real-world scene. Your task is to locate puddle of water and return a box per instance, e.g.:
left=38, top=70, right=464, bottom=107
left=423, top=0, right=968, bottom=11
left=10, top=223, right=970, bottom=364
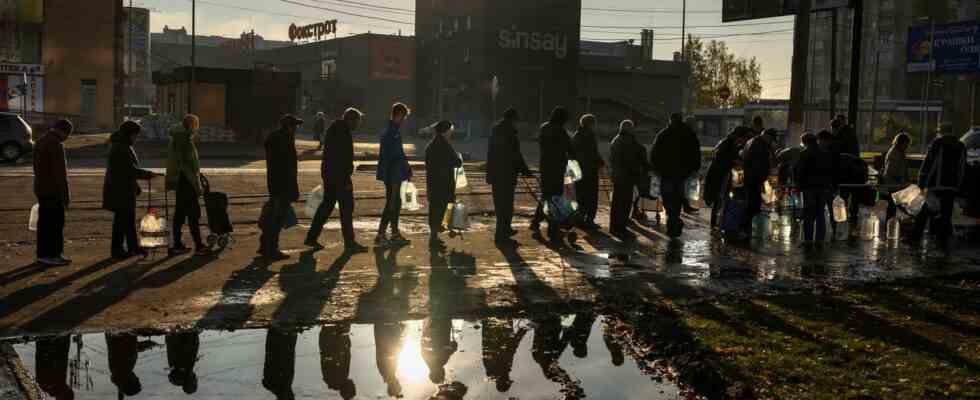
left=13, top=316, right=684, bottom=400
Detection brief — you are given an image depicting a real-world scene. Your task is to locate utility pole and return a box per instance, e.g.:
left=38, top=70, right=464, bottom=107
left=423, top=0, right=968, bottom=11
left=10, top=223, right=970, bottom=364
left=869, top=31, right=886, bottom=148
left=847, top=0, right=864, bottom=128
left=680, top=0, right=686, bottom=60
left=188, top=0, right=196, bottom=115
left=920, top=20, right=935, bottom=153
left=787, top=0, right=811, bottom=146
left=127, top=0, right=133, bottom=118
left=829, top=8, right=838, bottom=118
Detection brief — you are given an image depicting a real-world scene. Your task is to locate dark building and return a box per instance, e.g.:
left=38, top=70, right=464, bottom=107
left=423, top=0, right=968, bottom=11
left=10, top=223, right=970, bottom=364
left=415, top=0, right=582, bottom=135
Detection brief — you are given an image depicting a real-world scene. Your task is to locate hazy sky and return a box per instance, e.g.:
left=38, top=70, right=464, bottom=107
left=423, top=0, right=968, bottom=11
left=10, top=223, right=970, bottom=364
left=137, top=0, right=796, bottom=98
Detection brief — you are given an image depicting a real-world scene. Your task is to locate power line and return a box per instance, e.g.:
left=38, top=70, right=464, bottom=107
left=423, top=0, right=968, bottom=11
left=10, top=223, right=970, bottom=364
left=303, top=0, right=414, bottom=15
left=280, top=0, right=413, bottom=25
left=583, top=6, right=718, bottom=14
left=583, top=20, right=793, bottom=30
left=187, top=0, right=393, bottom=30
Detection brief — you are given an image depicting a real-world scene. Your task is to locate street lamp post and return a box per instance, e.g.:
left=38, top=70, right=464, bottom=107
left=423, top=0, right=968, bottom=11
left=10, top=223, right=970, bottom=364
left=188, top=0, right=196, bottom=115
left=919, top=19, right=935, bottom=153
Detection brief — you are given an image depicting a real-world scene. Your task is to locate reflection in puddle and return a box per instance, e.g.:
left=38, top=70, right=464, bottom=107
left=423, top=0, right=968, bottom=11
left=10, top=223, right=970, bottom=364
left=14, top=316, right=684, bottom=399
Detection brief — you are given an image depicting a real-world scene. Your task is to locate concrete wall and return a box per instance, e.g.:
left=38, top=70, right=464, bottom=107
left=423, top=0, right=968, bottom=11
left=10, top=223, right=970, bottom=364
left=43, top=0, right=118, bottom=130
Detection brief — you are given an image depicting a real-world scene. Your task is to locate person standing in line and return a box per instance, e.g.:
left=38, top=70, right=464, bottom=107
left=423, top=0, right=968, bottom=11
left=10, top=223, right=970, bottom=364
left=313, top=112, right=327, bottom=150
left=608, top=120, right=648, bottom=237
left=424, top=121, right=463, bottom=248
left=650, top=113, right=702, bottom=238
left=881, top=132, right=911, bottom=221
left=487, top=108, right=531, bottom=245
left=572, top=114, right=604, bottom=230
left=305, top=108, right=368, bottom=253
left=258, top=115, right=303, bottom=261
left=33, top=119, right=73, bottom=266
left=166, top=114, right=209, bottom=256
left=909, top=123, right=967, bottom=245
left=739, top=128, right=778, bottom=236
left=103, top=121, right=161, bottom=260
left=376, top=103, right=413, bottom=246
left=530, top=106, right=573, bottom=243
left=795, top=131, right=837, bottom=248
left=703, top=126, right=752, bottom=229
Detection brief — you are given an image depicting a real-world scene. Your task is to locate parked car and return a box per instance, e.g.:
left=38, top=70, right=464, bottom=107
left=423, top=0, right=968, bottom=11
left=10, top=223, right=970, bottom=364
left=0, top=112, right=33, bottom=162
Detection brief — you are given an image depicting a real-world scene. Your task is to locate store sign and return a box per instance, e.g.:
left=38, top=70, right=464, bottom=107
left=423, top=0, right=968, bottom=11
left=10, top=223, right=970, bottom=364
left=907, top=21, right=980, bottom=74
left=497, top=28, right=569, bottom=59
left=289, top=20, right=339, bottom=42
left=0, top=63, right=45, bottom=75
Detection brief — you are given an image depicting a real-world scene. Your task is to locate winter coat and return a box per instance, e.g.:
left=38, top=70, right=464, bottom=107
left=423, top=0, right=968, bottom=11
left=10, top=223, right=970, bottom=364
left=703, top=136, right=741, bottom=207
left=165, top=127, right=202, bottom=195
left=321, top=119, right=355, bottom=186
left=918, top=135, right=967, bottom=191
left=572, top=127, right=604, bottom=177
left=33, top=133, right=70, bottom=204
left=425, top=134, right=463, bottom=203
left=741, top=135, right=773, bottom=186
left=264, top=128, right=299, bottom=201
left=651, top=122, right=701, bottom=179
left=609, top=130, right=649, bottom=184
left=794, top=145, right=837, bottom=191
left=538, top=121, right=573, bottom=194
left=776, top=146, right=802, bottom=185
left=102, top=132, right=154, bottom=212
left=486, top=119, right=529, bottom=186
left=836, top=125, right=861, bottom=157
left=881, top=145, right=908, bottom=189
left=377, top=120, right=412, bottom=184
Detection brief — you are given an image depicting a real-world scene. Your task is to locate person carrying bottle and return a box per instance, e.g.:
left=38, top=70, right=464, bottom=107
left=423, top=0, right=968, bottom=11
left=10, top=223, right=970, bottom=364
left=258, top=115, right=303, bottom=261
left=103, top=121, right=162, bottom=260
left=909, top=123, right=967, bottom=245
left=375, top=103, right=413, bottom=246
left=530, top=106, right=573, bottom=243
left=650, top=113, right=702, bottom=238
left=795, top=131, right=837, bottom=248
left=608, top=120, right=648, bottom=237
left=572, top=114, right=604, bottom=230
left=487, top=108, right=531, bottom=245
left=425, top=121, right=463, bottom=248
left=33, top=119, right=74, bottom=266
left=739, top=128, right=777, bottom=237
left=703, top=126, right=752, bottom=229
left=881, top=132, right=911, bottom=222
left=166, top=114, right=210, bottom=257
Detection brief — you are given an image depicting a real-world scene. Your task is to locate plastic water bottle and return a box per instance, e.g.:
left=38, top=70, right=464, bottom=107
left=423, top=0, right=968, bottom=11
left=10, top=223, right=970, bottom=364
left=859, top=207, right=879, bottom=240
left=779, top=214, right=793, bottom=241
left=28, top=204, right=39, bottom=232
left=886, top=218, right=901, bottom=241
left=832, top=196, right=848, bottom=223
left=401, top=181, right=421, bottom=211
left=752, top=214, right=771, bottom=239
left=687, top=178, right=701, bottom=202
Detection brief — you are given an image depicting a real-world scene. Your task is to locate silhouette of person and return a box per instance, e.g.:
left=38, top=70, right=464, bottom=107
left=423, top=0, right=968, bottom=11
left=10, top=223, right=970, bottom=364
left=531, top=315, right=583, bottom=398
left=105, top=333, right=141, bottom=397
left=564, top=312, right=596, bottom=359
left=421, top=317, right=458, bottom=384
left=262, top=328, right=298, bottom=400
left=35, top=336, right=74, bottom=400
left=319, top=323, right=356, bottom=400
left=165, top=331, right=200, bottom=394
left=481, top=317, right=528, bottom=393
left=374, top=322, right=404, bottom=397
left=602, top=320, right=625, bottom=367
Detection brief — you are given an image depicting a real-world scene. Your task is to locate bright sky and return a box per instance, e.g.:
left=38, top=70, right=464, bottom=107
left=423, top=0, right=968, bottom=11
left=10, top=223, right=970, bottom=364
left=136, top=0, right=796, bottom=98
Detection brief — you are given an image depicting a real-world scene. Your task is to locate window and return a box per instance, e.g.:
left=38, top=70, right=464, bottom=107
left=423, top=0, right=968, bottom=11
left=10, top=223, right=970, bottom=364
left=321, top=59, right=337, bottom=80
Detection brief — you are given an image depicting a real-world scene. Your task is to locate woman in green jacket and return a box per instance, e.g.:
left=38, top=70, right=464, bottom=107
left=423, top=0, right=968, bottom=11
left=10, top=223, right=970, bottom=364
left=166, top=115, right=208, bottom=256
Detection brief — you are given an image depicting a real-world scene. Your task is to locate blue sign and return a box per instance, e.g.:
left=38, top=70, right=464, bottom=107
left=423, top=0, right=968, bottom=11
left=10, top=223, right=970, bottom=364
left=907, top=21, right=979, bottom=74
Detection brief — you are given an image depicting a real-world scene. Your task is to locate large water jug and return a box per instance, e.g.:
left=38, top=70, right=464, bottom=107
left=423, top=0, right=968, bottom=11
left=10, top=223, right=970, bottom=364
left=686, top=177, right=701, bottom=203
left=859, top=207, right=879, bottom=240
left=139, top=209, right=169, bottom=248
left=752, top=213, right=771, bottom=239
left=779, top=214, right=794, bottom=241
left=401, top=181, right=421, bottom=211
left=28, top=204, right=39, bottom=232
left=832, top=195, right=848, bottom=223
left=886, top=217, right=901, bottom=240
left=449, top=202, right=470, bottom=230
left=564, top=160, right=583, bottom=185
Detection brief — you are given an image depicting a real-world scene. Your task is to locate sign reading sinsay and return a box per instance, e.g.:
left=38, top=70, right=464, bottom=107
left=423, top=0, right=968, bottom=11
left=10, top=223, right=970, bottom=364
left=289, top=20, right=339, bottom=42
left=497, top=27, right=569, bottom=59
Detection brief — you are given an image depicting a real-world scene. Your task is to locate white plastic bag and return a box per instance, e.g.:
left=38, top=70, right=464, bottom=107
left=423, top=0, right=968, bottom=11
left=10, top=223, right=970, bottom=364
left=305, top=185, right=325, bottom=219
left=28, top=203, right=39, bottom=232
left=455, top=166, right=468, bottom=189
left=401, top=181, right=421, bottom=211
left=892, top=184, right=925, bottom=216
left=564, top=160, right=583, bottom=185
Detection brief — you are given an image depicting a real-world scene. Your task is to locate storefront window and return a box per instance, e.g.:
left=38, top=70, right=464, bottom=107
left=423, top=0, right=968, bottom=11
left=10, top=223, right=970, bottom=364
left=0, top=0, right=44, bottom=64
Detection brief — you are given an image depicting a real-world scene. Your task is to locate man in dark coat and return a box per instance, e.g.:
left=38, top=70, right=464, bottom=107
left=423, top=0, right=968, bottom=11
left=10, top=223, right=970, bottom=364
left=306, top=108, right=367, bottom=253
left=487, top=109, right=531, bottom=245
left=259, top=114, right=302, bottom=260
left=609, top=120, right=649, bottom=236
left=740, top=128, right=777, bottom=234
left=34, top=119, right=73, bottom=266
left=531, top=106, right=573, bottom=242
left=704, top=126, right=752, bottom=228
left=651, top=113, right=702, bottom=238
left=795, top=131, right=837, bottom=245
left=425, top=121, right=463, bottom=248
left=910, top=123, right=967, bottom=244
left=103, top=121, right=160, bottom=259
left=572, top=114, right=604, bottom=230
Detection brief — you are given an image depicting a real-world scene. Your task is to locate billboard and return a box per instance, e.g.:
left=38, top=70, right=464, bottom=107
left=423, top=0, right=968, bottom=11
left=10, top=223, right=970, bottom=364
left=722, top=0, right=848, bottom=22
left=907, top=21, right=979, bottom=74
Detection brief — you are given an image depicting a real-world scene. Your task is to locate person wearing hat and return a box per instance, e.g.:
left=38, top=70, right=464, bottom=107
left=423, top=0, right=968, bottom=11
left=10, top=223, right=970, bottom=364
left=258, top=114, right=303, bottom=260
left=306, top=108, right=368, bottom=253
left=33, top=119, right=74, bottom=266
left=102, top=120, right=162, bottom=260
left=530, top=106, right=574, bottom=244
left=650, top=113, right=702, bottom=238
left=166, top=114, right=209, bottom=257
left=486, top=108, right=531, bottom=245
left=739, top=127, right=779, bottom=236
left=909, top=123, right=967, bottom=245
left=572, top=114, right=604, bottom=230
left=424, top=120, right=463, bottom=248
left=609, top=119, right=649, bottom=237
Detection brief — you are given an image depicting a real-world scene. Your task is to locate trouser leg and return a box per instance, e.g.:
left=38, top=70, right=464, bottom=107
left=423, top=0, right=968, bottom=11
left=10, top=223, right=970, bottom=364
left=429, top=197, right=449, bottom=235
left=260, top=198, right=288, bottom=253
left=576, top=175, right=598, bottom=223
left=112, top=211, right=126, bottom=255
left=306, top=183, right=338, bottom=243
left=742, top=182, right=763, bottom=233
left=36, top=197, right=64, bottom=259
left=124, top=208, right=139, bottom=252
left=610, top=179, right=633, bottom=232
left=173, top=183, right=188, bottom=247
left=181, top=176, right=204, bottom=247
left=492, top=183, right=516, bottom=240
left=936, top=192, right=956, bottom=241
left=378, top=182, right=401, bottom=235
left=662, top=178, right=685, bottom=237
left=337, top=183, right=355, bottom=245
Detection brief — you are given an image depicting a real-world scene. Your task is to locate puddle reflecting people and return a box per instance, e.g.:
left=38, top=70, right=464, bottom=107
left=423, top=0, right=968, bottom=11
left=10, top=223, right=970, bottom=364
left=105, top=333, right=141, bottom=397
left=422, top=317, right=458, bottom=384
left=609, top=120, right=649, bottom=237
left=425, top=121, right=463, bottom=249
left=35, top=336, right=74, bottom=400
left=374, top=322, right=405, bottom=397
left=704, top=127, right=752, bottom=229
left=165, top=331, right=200, bottom=394
left=531, top=106, right=573, bottom=244
left=601, top=320, right=626, bottom=367
left=376, top=102, right=413, bottom=247
left=33, top=119, right=73, bottom=266
left=487, top=108, right=531, bottom=245
left=910, top=123, right=967, bottom=246
left=572, top=114, right=604, bottom=230
left=319, top=323, right=356, bottom=400
left=262, top=328, right=298, bottom=400
left=796, top=131, right=837, bottom=247
left=531, top=314, right=583, bottom=398
left=258, top=115, right=303, bottom=261
left=651, top=113, right=702, bottom=238
left=166, top=114, right=210, bottom=257
left=103, top=121, right=163, bottom=260
left=306, top=108, right=368, bottom=253
left=566, top=312, right=596, bottom=358
left=482, top=317, right=528, bottom=393
left=740, top=128, right=778, bottom=237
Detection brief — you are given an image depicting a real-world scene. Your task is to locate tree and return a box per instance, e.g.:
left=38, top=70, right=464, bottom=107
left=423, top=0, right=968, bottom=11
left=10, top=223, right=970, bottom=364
left=684, top=35, right=762, bottom=110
